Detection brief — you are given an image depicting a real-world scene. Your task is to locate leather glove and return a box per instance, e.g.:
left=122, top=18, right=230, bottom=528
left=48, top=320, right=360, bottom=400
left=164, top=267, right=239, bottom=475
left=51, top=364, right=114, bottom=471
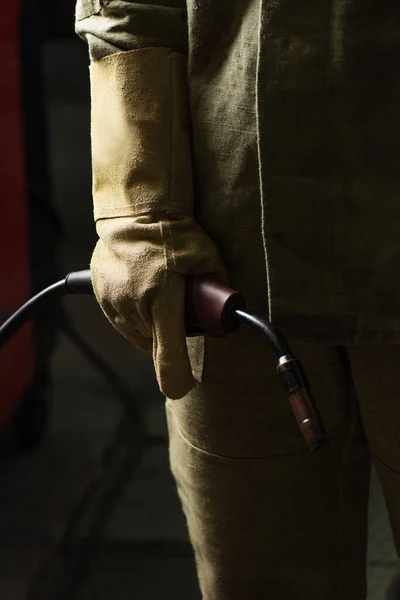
left=89, top=47, right=228, bottom=399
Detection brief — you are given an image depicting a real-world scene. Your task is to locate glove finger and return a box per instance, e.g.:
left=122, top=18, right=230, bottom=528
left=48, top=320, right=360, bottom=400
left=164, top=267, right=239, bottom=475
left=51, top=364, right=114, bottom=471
left=113, top=313, right=153, bottom=355
left=151, top=275, right=196, bottom=400
left=93, top=289, right=153, bottom=355
left=91, top=243, right=154, bottom=353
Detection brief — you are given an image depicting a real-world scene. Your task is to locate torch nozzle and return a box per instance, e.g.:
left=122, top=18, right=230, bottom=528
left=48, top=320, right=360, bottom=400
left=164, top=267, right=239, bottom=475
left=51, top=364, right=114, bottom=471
left=277, top=355, right=325, bottom=451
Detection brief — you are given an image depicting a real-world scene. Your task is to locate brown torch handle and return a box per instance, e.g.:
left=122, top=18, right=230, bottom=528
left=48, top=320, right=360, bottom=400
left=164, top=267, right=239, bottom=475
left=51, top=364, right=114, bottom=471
left=185, top=275, right=246, bottom=337
left=185, top=276, right=326, bottom=450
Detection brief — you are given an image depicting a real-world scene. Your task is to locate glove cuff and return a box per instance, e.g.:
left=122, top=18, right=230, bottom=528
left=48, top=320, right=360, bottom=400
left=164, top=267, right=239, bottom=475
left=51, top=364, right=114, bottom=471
left=89, top=47, right=194, bottom=221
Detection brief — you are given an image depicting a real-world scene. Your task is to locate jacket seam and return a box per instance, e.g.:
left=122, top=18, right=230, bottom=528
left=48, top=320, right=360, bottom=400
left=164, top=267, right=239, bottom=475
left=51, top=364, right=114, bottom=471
left=255, top=0, right=273, bottom=324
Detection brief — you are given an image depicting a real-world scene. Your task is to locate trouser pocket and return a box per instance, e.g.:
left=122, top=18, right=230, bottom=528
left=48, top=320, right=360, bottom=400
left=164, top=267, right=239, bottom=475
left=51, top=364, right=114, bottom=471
left=168, top=330, right=356, bottom=459
left=166, top=399, right=370, bottom=600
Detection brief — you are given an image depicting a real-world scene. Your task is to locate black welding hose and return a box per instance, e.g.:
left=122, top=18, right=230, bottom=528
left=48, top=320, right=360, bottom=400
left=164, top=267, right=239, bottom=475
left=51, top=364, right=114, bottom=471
left=0, top=269, right=296, bottom=366
left=234, top=309, right=292, bottom=358
left=0, top=270, right=292, bottom=358
left=0, top=269, right=326, bottom=449
left=0, top=270, right=93, bottom=351
left=64, top=269, right=93, bottom=295
left=0, top=280, right=67, bottom=350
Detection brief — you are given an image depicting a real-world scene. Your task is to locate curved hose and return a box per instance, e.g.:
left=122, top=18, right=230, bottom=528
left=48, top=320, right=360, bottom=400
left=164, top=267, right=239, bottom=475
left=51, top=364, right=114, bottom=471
left=0, top=269, right=325, bottom=450
left=0, top=270, right=93, bottom=351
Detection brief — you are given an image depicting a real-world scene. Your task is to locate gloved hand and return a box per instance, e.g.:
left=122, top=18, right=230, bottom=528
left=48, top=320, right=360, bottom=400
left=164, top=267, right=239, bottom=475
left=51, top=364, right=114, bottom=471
left=89, top=47, right=228, bottom=400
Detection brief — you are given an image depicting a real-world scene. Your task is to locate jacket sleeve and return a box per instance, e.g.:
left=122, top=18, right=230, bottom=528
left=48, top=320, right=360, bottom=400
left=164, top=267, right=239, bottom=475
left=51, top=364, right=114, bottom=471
left=75, top=0, right=188, bottom=61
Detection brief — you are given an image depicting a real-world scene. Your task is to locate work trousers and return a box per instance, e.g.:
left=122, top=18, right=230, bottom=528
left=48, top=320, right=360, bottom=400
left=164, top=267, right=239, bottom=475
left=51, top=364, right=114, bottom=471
left=166, top=332, right=400, bottom=599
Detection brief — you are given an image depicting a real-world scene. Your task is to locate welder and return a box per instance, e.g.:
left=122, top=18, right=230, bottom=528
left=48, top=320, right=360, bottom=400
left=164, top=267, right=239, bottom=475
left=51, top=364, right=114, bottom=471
left=75, top=2, right=400, bottom=598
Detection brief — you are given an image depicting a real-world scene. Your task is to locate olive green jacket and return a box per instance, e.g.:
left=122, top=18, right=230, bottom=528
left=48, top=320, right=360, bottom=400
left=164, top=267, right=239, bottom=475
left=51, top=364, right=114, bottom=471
left=76, top=0, right=400, bottom=345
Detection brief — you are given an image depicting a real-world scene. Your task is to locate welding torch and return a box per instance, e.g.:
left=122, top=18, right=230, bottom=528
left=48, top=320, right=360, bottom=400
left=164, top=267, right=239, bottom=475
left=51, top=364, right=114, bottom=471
left=0, top=270, right=326, bottom=451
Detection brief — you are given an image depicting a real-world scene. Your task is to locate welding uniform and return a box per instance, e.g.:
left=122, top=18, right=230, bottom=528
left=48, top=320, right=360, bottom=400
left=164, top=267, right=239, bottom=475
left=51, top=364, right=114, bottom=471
left=75, top=2, right=400, bottom=598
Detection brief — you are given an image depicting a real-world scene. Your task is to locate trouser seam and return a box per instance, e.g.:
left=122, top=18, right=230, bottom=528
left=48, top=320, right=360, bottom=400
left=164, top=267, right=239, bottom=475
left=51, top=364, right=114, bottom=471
left=336, top=346, right=363, bottom=599
left=373, top=453, right=400, bottom=476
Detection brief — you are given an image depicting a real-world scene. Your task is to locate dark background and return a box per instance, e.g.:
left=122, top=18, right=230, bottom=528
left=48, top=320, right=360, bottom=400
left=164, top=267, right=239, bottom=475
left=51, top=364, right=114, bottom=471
left=0, top=2, right=397, bottom=598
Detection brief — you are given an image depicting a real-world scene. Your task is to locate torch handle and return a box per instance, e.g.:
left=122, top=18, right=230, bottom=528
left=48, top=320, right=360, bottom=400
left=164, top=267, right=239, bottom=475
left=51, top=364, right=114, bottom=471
left=184, top=275, right=325, bottom=451
left=185, top=275, right=246, bottom=337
